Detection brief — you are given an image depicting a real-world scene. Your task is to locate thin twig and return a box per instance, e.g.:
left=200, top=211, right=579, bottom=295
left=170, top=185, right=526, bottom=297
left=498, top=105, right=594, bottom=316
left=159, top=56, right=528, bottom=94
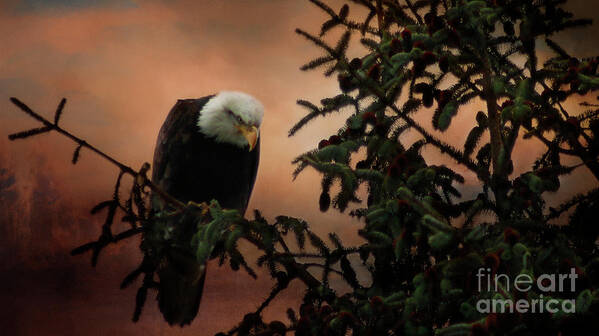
left=304, top=263, right=344, bottom=276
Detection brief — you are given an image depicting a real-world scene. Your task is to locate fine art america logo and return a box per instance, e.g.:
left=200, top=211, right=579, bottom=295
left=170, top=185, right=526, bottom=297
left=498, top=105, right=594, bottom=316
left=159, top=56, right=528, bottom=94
left=476, top=268, right=578, bottom=313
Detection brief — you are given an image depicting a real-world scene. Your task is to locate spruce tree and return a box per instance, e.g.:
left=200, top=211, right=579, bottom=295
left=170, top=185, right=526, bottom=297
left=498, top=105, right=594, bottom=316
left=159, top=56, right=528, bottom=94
left=7, top=0, right=599, bottom=335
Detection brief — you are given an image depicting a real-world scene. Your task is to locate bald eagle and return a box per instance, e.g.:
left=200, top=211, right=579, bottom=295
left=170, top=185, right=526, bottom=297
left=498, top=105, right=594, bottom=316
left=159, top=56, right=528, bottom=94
left=151, top=91, right=264, bottom=326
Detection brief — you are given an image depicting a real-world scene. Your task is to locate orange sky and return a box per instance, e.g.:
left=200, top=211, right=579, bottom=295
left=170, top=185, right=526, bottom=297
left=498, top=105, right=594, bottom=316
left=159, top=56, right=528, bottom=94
left=1, top=1, right=598, bottom=335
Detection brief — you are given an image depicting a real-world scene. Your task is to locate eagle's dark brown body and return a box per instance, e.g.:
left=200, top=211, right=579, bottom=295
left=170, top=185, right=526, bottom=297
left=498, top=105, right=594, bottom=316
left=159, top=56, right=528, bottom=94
left=151, top=97, right=260, bottom=326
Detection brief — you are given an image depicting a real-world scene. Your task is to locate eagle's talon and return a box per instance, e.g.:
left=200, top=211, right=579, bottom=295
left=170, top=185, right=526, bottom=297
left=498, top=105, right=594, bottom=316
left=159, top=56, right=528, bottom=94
left=186, top=201, right=209, bottom=215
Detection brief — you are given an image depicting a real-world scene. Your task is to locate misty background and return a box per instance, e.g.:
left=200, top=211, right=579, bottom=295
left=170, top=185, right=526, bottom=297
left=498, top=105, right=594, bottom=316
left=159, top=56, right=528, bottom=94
left=1, top=0, right=598, bottom=335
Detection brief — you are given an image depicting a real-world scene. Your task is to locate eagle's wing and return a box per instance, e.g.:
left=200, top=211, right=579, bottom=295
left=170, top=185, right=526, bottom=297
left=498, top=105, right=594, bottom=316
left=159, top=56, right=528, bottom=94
left=150, top=98, right=213, bottom=326
left=151, top=97, right=213, bottom=211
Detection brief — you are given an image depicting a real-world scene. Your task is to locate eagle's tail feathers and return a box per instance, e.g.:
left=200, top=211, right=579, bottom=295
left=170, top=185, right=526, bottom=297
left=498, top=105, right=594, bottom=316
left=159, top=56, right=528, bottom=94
left=157, top=249, right=206, bottom=326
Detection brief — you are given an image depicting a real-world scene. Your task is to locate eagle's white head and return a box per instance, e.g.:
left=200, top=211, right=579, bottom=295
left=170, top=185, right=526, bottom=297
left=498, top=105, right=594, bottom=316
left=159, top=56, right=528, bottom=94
left=197, top=91, right=264, bottom=151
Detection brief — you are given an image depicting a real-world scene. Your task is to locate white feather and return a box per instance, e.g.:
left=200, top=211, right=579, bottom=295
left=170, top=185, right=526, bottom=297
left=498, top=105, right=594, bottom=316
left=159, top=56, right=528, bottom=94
left=197, top=91, right=264, bottom=147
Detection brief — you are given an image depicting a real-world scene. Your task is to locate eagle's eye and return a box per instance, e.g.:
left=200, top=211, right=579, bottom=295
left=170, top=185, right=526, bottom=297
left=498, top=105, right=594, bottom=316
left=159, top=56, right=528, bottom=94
left=226, top=109, right=243, bottom=124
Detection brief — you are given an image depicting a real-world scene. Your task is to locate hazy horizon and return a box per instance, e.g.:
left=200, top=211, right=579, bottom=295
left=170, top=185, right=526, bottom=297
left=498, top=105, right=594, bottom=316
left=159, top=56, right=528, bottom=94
left=1, top=0, right=598, bottom=335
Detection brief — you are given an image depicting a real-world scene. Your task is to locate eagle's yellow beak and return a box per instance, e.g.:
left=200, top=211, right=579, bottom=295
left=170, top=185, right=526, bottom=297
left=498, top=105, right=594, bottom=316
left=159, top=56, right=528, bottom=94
left=237, top=124, right=259, bottom=151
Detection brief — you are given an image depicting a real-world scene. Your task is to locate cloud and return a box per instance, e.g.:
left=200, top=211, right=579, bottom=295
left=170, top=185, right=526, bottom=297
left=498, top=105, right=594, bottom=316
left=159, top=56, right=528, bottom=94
left=1, top=0, right=598, bottom=334
left=12, top=0, right=137, bottom=14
